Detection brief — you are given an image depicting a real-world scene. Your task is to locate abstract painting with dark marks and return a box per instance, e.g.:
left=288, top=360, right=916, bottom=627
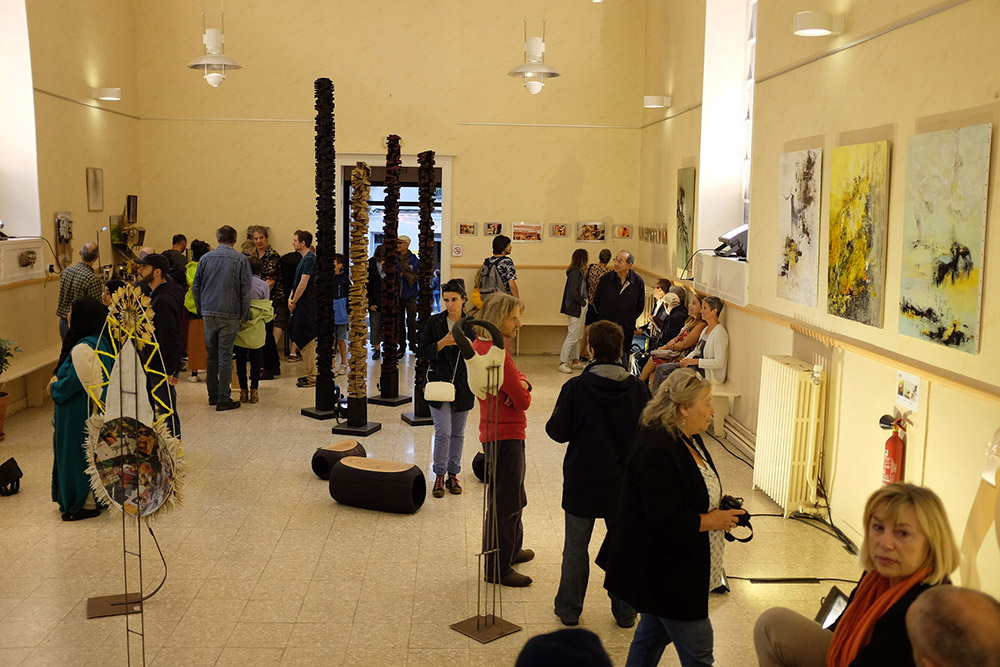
left=777, top=148, right=822, bottom=306
left=676, top=167, right=696, bottom=277
left=898, top=123, right=991, bottom=353
left=828, top=140, right=890, bottom=326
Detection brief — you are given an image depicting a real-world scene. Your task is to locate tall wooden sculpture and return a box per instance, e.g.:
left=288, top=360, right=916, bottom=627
left=370, top=134, right=410, bottom=406
left=333, top=162, right=381, bottom=436
left=302, top=77, right=342, bottom=419
left=402, top=150, right=437, bottom=426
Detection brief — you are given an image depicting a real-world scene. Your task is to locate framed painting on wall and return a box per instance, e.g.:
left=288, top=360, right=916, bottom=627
left=87, top=167, right=104, bottom=212
left=576, top=222, right=606, bottom=242
left=827, top=140, right=890, bottom=327
left=898, top=123, right=991, bottom=353
left=614, top=225, right=632, bottom=239
left=512, top=222, right=542, bottom=242
left=776, top=148, right=822, bottom=306
left=549, top=223, right=568, bottom=238
left=484, top=222, right=503, bottom=236
left=676, top=167, right=696, bottom=273
left=458, top=222, right=477, bottom=236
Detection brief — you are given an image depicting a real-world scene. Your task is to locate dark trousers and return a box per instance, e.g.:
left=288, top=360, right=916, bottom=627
left=261, top=320, right=280, bottom=373
left=234, top=346, right=262, bottom=390
left=617, top=320, right=636, bottom=367
left=554, top=512, right=635, bottom=623
left=483, top=439, right=527, bottom=577
left=400, top=296, right=418, bottom=351
left=148, top=378, right=181, bottom=439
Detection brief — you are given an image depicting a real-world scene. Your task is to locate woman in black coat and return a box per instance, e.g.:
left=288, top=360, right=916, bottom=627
left=418, top=279, right=475, bottom=498
left=598, top=369, right=745, bottom=666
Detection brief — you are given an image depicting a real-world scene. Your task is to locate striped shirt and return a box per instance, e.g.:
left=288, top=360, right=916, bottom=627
left=56, top=262, right=103, bottom=318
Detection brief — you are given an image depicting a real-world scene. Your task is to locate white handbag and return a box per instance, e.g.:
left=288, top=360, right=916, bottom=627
left=424, top=347, right=461, bottom=403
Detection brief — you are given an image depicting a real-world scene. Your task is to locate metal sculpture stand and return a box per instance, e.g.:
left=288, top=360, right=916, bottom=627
left=303, top=77, right=343, bottom=420
left=333, top=161, right=381, bottom=436
left=451, top=336, right=521, bottom=643
left=371, top=134, right=410, bottom=407
left=401, top=150, right=437, bottom=426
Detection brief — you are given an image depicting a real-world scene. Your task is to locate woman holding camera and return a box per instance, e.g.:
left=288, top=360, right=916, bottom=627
left=754, top=482, right=959, bottom=667
left=418, top=279, right=475, bottom=499
left=598, top=369, right=745, bottom=666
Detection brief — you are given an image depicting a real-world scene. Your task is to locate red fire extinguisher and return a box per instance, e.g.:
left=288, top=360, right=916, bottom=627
left=882, top=418, right=906, bottom=486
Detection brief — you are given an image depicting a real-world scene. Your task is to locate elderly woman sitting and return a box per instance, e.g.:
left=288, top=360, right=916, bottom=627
left=754, top=482, right=959, bottom=667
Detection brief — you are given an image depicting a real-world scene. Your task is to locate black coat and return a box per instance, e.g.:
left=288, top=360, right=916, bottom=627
left=418, top=311, right=475, bottom=413
left=829, top=575, right=933, bottom=667
left=559, top=266, right=587, bottom=318
left=545, top=364, right=650, bottom=518
left=592, top=269, right=646, bottom=330
left=367, top=257, right=382, bottom=310
left=148, top=280, right=185, bottom=376
left=598, top=426, right=720, bottom=621
left=658, top=306, right=688, bottom=347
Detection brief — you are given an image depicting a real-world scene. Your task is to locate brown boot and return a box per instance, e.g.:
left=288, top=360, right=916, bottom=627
left=250, top=389, right=259, bottom=404
left=239, top=389, right=248, bottom=403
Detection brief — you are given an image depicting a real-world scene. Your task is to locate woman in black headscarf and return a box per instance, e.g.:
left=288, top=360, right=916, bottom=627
left=49, top=295, right=110, bottom=521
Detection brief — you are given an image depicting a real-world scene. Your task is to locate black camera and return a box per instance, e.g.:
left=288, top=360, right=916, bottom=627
left=720, top=494, right=753, bottom=543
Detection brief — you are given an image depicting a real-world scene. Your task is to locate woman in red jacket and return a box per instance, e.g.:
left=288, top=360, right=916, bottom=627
left=473, top=292, right=534, bottom=587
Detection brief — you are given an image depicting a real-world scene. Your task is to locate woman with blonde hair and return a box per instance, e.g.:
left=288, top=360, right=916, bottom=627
left=472, top=292, right=535, bottom=587
left=598, top=369, right=746, bottom=665
left=754, top=482, right=959, bottom=667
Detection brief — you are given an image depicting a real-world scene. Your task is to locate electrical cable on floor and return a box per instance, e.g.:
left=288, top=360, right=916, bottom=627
left=705, top=431, right=754, bottom=468
left=141, top=524, right=167, bottom=601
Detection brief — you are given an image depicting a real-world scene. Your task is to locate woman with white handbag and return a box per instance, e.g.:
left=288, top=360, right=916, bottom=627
left=419, top=279, right=476, bottom=498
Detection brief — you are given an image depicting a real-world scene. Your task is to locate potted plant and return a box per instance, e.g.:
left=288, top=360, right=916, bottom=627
left=0, top=338, right=22, bottom=442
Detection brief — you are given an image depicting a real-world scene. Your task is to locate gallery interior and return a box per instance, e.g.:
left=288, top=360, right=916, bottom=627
left=0, top=0, right=998, bottom=665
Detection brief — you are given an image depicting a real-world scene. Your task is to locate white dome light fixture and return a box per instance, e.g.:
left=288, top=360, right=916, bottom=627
left=643, top=95, right=671, bottom=109
left=508, top=19, right=560, bottom=95
left=187, top=2, right=241, bottom=87
left=793, top=11, right=845, bottom=37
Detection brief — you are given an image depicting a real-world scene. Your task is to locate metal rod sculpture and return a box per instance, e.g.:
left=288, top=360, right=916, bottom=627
left=371, top=135, right=409, bottom=406
left=303, top=77, right=339, bottom=418
left=403, top=150, right=437, bottom=425
left=332, top=162, right=381, bottom=435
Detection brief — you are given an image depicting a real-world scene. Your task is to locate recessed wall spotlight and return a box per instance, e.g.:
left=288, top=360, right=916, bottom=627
left=91, top=88, right=121, bottom=101
left=643, top=96, right=671, bottom=109
left=793, top=11, right=845, bottom=37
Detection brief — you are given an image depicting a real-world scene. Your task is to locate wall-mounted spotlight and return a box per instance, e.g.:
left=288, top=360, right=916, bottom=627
left=643, top=95, right=671, bottom=109
left=793, top=11, right=845, bottom=37
left=91, top=88, right=121, bottom=101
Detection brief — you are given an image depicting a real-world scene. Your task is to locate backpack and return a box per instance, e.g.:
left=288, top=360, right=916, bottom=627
left=480, top=257, right=505, bottom=296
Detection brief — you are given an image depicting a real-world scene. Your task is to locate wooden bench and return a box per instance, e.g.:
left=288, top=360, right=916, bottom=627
left=710, top=380, right=740, bottom=438
left=2, top=348, right=61, bottom=410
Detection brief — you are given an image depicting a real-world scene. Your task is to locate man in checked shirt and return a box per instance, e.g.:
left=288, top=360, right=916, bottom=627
left=55, top=243, right=103, bottom=341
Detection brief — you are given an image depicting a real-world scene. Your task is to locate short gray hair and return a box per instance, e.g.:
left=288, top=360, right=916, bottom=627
left=640, top=368, right=710, bottom=436
left=80, top=243, right=99, bottom=263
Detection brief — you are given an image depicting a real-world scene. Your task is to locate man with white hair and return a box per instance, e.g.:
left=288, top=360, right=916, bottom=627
left=906, top=585, right=1000, bottom=667
left=56, top=242, right=103, bottom=340
left=592, top=250, right=645, bottom=367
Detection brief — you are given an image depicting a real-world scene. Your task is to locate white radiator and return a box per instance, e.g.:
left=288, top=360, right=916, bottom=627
left=752, top=355, right=826, bottom=516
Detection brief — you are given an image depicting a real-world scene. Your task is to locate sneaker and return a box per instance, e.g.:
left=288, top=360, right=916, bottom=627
left=485, top=570, right=532, bottom=587
left=287, top=353, right=302, bottom=363
left=432, top=475, right=446, bottom=498
left=616, top=616, right=637, bottom=628
left=512, top=548, right=535, bottom=564
left=297, top=378, right=316, bottom=388
left=446, top=474, right=462, bottom=495
left=216, top=399, right=241, bottom=412
left=558, top=363, right=572, bottom=374
left=571, top=360, right=587, bottom=370
left=187, top=372, right=200, bottom=383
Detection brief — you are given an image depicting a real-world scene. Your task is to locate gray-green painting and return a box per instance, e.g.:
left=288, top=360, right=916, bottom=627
left=899, top=123, right=991, bottom=353
left=676, top=167, right=696, bottom=277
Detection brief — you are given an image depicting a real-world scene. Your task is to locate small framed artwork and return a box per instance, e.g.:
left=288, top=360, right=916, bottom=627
left=458, top=222, right=477, bottom=236
left=512, top=222, right=543, bottom=242
left=614, top=224, right=632, bottom=239
left=576, top=222, right=606, bottom=242
left=87, top=167, right=104, bottom=212
left=484, top=222, right=503, bottom=236
left=549, top=223, right=568, bottom=238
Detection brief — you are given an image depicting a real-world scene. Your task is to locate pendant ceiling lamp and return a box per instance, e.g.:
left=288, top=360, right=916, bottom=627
left=507, top=16, right=560, bottom=95
left=187, top=1, right=241, bottom=88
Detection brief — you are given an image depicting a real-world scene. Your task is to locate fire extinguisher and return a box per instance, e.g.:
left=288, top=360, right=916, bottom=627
left=882, top=418, right=906, bottom=485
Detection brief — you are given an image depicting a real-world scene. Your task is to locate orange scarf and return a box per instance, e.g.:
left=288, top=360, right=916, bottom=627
left=826, top=567, right=929, bottom=667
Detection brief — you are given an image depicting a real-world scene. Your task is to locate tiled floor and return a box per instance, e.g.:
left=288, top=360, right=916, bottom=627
left=0, top=352, right=858, bottom=666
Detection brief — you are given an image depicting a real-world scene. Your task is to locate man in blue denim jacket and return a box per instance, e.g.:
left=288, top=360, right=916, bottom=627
left=191, top=225, right=252, bottom=411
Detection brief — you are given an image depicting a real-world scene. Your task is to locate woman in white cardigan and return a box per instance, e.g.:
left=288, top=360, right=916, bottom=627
left=651, top=295, right=728, bottom=392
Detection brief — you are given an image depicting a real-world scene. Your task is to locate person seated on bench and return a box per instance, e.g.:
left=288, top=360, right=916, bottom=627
left=650, top=295, right=726, bottom=393
left=754, top=482, right=959, bottom=667
left=660, top=285, right=689, bottom=345
left=639, top=292, right=706, bottom=389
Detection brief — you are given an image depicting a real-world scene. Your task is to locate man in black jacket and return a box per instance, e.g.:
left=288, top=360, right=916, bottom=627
left=545, top=320, right=650, bottom=628
left=136, top=253, right=185, bottom=437
left=592, top=250, right=646, bottom=367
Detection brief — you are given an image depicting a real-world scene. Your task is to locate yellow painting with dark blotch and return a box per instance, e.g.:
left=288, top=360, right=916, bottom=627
left=827, top=141, right=889, bottom=326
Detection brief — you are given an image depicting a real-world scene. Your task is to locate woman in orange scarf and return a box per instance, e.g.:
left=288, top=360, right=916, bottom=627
left=753, top=483, right=959, bottom=667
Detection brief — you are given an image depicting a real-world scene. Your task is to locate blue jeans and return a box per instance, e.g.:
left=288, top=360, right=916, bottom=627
left=203, top=316, right=240, bottom=402
left=554, top=512, right=635, bottom=624
left=626, top=613, right=714, bottom=667
left=429, top=403, right=467, bottom=476
left=59, top=317, right=69, bottom=341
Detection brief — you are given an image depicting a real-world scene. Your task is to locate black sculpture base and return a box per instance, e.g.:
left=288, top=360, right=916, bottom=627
left=332, top=421, right=382, bottom=436
left=371, top=368, right=410, bottom=406
left=301, top=407, right=340, bottom=420
left=332, top=396, right=382, bottom=435
left=401, top=385, right=433, bottom=425
left=451, top=614, right=521, bottom=644
left=370, top=395, right=410, bottom=406
left=401, top=412, right=434, bottom=426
